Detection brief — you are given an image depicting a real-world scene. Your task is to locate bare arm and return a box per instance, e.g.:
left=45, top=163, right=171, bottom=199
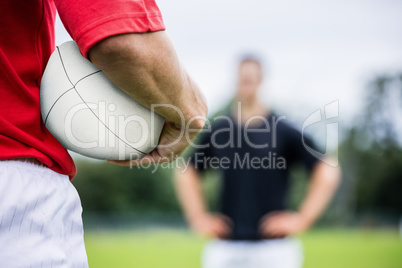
left=297, top=160, right=341, bottom=227
left=175, top=165, right=231, bottom=238
left=88, top=32, right=207, bottom=163
left=89, top=31, right=206, bottom=126
left=260, top=159, right=341, bottom=237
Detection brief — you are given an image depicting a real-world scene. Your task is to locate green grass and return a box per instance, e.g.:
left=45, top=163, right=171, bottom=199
left=301, top=229, right=402, bottom=268
left=84, top=228, right=402, bottom=268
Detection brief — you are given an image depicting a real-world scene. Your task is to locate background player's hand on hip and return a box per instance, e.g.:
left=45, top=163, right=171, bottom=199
left=189, top=213, right=233, bottom=239
left=258, top=211, right=311, bottom=238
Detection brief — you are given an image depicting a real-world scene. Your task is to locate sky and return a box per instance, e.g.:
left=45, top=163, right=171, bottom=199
left=55, top=0, right=402, bottom=131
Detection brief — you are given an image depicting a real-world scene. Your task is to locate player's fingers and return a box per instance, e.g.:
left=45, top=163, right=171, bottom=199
left=263, top=225, right=286, bottom=237
left=107, top=158, right=152, bottom=166
left=106, top=152, right=155, bottom=166
left=264, top=213, right=290, bottom=230
left=262, top=221, right=277, bottom=234
left=203, top=222, right=221, bottom=238
left=218, top=214, right=233, bottom=228
left=214, top=220, right=227, bottom=233
left=260, top=217, right=288, bottom=237
left=261, top=216, right=280, bottom=230
left=214, top=226, right=230, bottom=239
left=259, top=211, right=283, bottom=226
left=107, top=160, right=132, bottom=166
left=213, top=219, right=231, bottom=238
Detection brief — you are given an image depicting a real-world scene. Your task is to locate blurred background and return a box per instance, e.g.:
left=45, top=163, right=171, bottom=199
left=56, top=0, right=402, bottom=267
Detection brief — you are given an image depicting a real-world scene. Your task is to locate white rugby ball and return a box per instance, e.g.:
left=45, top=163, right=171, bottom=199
left=40, top=41, right=165, bottom=160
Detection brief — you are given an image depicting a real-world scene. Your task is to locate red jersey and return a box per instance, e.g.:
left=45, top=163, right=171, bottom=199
left=0, top=0, right=165, bottom=179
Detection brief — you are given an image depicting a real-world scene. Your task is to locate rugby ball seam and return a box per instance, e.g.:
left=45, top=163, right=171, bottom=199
left=44, top=87, right=74, bottom=125
left=47, top=46, right=147, bottom=156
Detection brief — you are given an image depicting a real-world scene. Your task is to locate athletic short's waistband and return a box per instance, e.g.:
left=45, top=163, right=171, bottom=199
left=0, top=158, right=61, bottom=177
left=1, top=157, right=45, bottom=166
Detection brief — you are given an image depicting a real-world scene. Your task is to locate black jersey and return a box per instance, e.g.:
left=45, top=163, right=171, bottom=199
left=189, top=112, right=320, bottom=240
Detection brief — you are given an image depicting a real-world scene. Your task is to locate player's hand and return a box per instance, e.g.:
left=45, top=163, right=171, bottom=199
left=108, top=120, right=197, bottom=166
left=258, top=211, right=310, bottom=238
left=189, top=213, right=233, bottom=239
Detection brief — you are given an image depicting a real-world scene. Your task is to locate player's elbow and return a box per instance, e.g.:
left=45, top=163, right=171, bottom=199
left=88, top=33, right=156, bottom=71
left=315, top=159, right=342, bottom=187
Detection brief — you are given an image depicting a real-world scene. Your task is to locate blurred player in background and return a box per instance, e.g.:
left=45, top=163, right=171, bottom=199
left=175, top=56, right=340, bottom=268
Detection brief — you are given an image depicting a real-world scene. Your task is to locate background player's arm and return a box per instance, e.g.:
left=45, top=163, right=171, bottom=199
left=88, top=32, right=207, bottom=163
left=175, top=165, right=231, bottom=238
left=260, top=159, right=341, bottom=237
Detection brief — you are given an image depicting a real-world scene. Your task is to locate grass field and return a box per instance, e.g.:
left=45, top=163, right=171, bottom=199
left=84, top=228, right=402, bottom=268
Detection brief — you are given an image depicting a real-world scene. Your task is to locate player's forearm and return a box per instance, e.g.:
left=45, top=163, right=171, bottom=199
left=174, top=165, right=207, bottom=222
left=299, top=160, right=341, bottom=227
left=88, top=31, right=207, bottom=129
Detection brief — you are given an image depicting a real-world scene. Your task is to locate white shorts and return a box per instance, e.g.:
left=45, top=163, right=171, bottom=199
left=0, top=160, right=88, bottom=268
left=202, top=238, right=303, bottom=268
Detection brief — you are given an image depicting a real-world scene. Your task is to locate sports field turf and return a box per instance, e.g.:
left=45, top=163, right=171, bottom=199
left=84, top=228, right=402, bottom=268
